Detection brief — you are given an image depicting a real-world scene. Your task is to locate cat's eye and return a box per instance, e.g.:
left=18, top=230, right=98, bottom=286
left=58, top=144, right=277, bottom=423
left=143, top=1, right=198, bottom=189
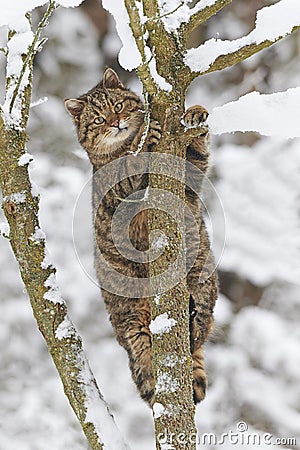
left=114, top=102, right=123, bottom=113
left=94, top=117, right=105, bottom=125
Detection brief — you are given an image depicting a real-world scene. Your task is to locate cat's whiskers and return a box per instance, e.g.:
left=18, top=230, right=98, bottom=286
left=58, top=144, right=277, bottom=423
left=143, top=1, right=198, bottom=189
left=93, top=126, right=132, bottom=157
left=101, top=119, right=133, bottom=148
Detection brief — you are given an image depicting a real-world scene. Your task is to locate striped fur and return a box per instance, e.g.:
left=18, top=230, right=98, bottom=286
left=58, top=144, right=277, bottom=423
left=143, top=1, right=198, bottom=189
left=65, top=68, right=218, bottom=406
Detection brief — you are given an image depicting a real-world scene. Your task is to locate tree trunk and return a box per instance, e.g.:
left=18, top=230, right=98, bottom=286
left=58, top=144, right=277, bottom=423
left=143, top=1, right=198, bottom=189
left=148, top=96, right=197, bottom=448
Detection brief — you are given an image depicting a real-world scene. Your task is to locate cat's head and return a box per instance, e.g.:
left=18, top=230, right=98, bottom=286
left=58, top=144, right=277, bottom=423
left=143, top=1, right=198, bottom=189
left=65, top=68, right=144, bottom=158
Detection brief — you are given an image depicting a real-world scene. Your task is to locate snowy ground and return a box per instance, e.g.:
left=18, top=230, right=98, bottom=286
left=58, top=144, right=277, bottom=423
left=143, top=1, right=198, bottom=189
left=1, top=4, right=300, bottom=450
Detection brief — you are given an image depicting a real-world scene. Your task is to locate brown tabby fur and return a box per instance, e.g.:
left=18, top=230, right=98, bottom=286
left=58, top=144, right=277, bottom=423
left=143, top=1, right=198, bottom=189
left=65, top=68, right=218, bottom=406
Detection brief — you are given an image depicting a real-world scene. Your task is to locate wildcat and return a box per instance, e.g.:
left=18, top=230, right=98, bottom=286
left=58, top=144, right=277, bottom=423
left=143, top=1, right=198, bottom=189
left=65, top=67, right=218, bottom=406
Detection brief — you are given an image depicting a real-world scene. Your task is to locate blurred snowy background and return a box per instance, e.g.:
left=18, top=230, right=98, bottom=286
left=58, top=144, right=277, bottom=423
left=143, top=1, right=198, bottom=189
left=1, top=1, right=300, bottom=449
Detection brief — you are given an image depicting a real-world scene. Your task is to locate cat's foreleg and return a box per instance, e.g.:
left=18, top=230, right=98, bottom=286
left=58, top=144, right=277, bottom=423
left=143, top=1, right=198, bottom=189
left=183, top=105, right=210, bottom=174
left=183, top=105, right=209, bottom=129
left=129, top=120, right=161, bottom=153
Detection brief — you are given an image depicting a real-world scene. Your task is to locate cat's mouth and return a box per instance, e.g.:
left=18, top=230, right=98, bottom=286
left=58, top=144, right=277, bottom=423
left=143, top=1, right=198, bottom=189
left=98, top=122, right=132, bottom=153
left=108, top=120, right=131, bottom=140
left=97, top=116, right=143, bottom=154
left=111, top=126, right=128, bottom=136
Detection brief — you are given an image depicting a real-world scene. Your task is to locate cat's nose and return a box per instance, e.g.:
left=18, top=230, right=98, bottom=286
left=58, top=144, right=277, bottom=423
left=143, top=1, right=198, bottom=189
left=110, top=119, right=119, bottom=128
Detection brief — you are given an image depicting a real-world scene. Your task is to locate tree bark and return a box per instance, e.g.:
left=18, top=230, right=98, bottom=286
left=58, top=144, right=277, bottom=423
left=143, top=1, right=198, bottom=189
left=148, top=97, right=197, bottom=449
left=124, top=1, right=202, bottom=448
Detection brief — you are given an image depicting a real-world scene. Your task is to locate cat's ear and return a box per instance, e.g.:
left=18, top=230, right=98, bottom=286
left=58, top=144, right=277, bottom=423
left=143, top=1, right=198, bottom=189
left=64, top=98, right=85, bottom=121
left=103, top=67, right=124, bottom=89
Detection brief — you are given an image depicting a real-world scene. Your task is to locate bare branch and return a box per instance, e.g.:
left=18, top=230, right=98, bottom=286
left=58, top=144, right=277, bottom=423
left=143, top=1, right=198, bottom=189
left=180, top=0, right=233, bottom=42
left=141, top=0, right=160, bottom=19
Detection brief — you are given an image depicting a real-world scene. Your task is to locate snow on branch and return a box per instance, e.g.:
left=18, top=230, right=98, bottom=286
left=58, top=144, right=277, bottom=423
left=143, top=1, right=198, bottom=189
left=185, top=0, right=300, bottom=75
left=1, top=15, right=35, bottom=128
left=208, top=87, right=300, bottom=138
left=0, top=0, right=84, bottom=26
left=2, top=3, right=56, bottom=128
left=41, top=287, right=131, bottom=449
left=180, top=0, right=233, bottom=38
left=67, top=328, right=131, bottom=450
left=155, top=0, right=232, bottom=35
left=0, top=0, right=85, bottom=129
left=103, top=0, right=163, bottom=94
left=102, top=0, right=142, bottom=71
left=182, top=0, right=232, bottom=35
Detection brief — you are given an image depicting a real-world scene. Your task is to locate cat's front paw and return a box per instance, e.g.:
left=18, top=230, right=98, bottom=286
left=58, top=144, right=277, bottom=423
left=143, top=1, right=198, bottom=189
left=147, top=120, right=161, bottom=145
left=183, top=105, right=209, bottom=128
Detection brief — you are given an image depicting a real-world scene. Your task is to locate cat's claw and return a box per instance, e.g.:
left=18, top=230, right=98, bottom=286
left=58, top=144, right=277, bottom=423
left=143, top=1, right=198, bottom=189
left=183, top=105, right=209, bottom=128
left=147, top=120, right=161, bottom=145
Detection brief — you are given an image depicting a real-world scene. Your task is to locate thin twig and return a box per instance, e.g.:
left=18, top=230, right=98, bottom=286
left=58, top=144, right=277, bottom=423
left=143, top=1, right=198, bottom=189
left=147, top=0, right=184, bottom=22
left=9, top=1, right=57, bottom=113
left=124, top=0, right=158, bottom=96
left=130, top=91, right=151, bottom=156
left=180, top=0, right=233, bottom=42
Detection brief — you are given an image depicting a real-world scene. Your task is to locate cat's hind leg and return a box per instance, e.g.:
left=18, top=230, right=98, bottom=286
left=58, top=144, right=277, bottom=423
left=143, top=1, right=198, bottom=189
left=189, top=294, right=214, bottom=403
left=124, top=300, right=155, bottom=406
left=192, top=343, right=207, bottom=403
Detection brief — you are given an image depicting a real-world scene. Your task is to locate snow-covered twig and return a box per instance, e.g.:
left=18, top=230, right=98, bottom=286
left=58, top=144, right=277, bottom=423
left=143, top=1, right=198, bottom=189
left=9, top=1, right=57, bottom=114
left=123, top=0, right=158, bottom=95
left=132, top=90, right=151, bottom=156
left=185, top=0, right=300, bottom=75
left=180, top=0, right=233, bottom=41
left=154, top=0, right=232, bottom=36
left=30, top=96, right=48, bottom=109
left=158, top=1, right=185, bottom=21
